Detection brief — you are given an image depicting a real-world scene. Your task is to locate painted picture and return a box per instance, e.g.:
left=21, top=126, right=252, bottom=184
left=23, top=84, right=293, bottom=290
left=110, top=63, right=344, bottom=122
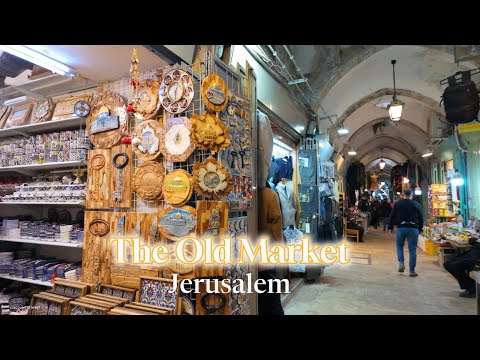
left=139, top=277, right=180, bottom=312
left=5, top=104, right=32, bottom=128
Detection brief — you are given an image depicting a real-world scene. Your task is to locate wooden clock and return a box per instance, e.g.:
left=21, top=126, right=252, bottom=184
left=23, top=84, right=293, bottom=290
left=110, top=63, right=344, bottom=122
left=159, top=117, right=195, bottom=162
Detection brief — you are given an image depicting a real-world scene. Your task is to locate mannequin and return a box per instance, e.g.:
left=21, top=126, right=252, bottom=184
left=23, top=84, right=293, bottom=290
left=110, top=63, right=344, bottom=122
left=275, top=178, right=298, bottom=229
left=256, top=110, right=284, bottom=315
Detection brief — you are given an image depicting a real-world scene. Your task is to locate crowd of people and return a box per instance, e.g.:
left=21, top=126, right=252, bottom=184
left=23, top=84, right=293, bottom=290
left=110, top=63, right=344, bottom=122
left=344, top=192, right=394, bottom=242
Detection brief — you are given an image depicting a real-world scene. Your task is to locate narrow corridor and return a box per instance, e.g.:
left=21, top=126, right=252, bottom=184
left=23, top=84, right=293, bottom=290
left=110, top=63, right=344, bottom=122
left=284, top=228, right=477, bottom=315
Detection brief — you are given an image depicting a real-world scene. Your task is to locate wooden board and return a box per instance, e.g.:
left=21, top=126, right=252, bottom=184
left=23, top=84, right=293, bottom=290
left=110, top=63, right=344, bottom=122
left=86, top=149, right=111, bottom=209
left=52, top=94, right=92, bottom=120
left=110, top=265, right=159, bottom=290
left=134, top=161, right=165, bottom=200
left=124, top=303, right=169, bottom=315
left=0, top=106, right=12, bottom=129
left=86, top=294, right=129, bottom=306
left=110, top=144, right=132, bottom=208
left=74, top=297, right=116, bottom=310
left=82, top=211, right=112, bottom=289
left=86, top=91, right=125, bottom=149
left=195, top=201, right=228, bottom=279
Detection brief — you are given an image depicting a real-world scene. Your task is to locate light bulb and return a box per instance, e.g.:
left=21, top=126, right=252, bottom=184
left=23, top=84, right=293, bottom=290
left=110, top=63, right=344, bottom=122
left=403, top=177, right=409, bottom=184
left=414, top=186, right=422, bottom=195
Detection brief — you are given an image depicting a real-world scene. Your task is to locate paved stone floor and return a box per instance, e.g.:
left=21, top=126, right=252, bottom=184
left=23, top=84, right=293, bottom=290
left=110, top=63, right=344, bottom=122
left=284, top=227, right=477, bottom=315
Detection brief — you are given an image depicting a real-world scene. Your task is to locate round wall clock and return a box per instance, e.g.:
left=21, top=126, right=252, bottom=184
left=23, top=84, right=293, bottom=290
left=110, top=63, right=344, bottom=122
left=86, top=91, right=126, bottom=149
left=74, top=100, right=91, bottom=118
left=159, top=117, right=195, bottom=162
left=162, top=169, right=193, bottom=206
left=201, top=74, right=228, bottom=112
left=133, top=79, right=161, bottom=119
left=33, top=98, right=54, bottom=123
left=132, top=120, right=162, bottom=161
left=159, top=69, right=194, bottom=114
left=190, top=113, right=230, bottom=154
left=159, top=205, right=196, bottom=241
left=134, top=161, right=165, bottom=200
left=193, top=156, right=232, bottom=200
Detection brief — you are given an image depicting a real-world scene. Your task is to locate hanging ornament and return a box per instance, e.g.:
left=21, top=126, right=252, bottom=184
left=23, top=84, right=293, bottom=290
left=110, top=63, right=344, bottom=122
left=127, top=47, right=140, bottom=113
left=121, top=134, right=132, bottom=144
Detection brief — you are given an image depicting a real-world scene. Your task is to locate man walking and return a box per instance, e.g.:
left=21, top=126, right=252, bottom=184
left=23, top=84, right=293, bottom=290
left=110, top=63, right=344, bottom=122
left=388, top=188, right=423, bottom=277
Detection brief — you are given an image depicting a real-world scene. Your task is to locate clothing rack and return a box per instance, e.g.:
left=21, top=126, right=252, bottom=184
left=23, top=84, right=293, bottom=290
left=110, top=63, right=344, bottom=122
left=300, top=137, right=317, bottom=151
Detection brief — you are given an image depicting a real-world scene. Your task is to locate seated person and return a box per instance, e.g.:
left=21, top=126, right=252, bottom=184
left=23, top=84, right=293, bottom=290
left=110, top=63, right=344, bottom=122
left=444, top=236, right=480, bottom=298
left=344, top=205, right=365, bottom=242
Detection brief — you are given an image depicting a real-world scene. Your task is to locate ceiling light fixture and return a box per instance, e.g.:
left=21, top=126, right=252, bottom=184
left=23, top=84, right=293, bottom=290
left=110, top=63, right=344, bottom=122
left=452, top=169, right=464, bottom=186
left=387, top=60, right=404, bottom=123
left=379, top=147, right=386, bottom=170
left=422, top=149, right=433, bottom=158
left=347, top=150, right=357, bottom=156
left=337, top=125, right=349, bottom=135
left=0, top=45, right=76, bottom=77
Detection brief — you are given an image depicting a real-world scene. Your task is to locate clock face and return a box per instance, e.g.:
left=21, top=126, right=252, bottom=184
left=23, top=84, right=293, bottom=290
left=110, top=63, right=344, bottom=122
left=74, top=100, right=91, bottom=117
left=167, top=81, right=184, bottom=102
left=165, top=124, right=191, bottom=155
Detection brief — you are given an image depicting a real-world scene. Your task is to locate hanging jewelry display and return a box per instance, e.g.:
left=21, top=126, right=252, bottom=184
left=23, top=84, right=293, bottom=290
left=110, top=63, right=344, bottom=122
left=159, top=206, right=196, bottom=240
left=133, top=161, right=165, bottom=200
left=159, top=68, right=194, bottom=114
left=133, top=79, right=161, bottom=119
left=162, top=169, right=193, bottom=206
left=131, top=120, right=162, bottom=161
left=33, top=98, right=54, bottom=123
left=190, top=112, right=230, bottom=154
left=126, top=47, right=140, bottom=115
left=193, top=156, right=232, bottom=200
left=159, top=117, right=195, bottom=162
left=86, top=91, right=126, bottom=149
left=201, top=74, right=228, bottom=112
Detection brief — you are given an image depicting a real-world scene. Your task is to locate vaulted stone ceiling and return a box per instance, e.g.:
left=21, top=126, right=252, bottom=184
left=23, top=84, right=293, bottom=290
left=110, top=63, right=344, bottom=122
left=278, top=45, right=480, bottom=177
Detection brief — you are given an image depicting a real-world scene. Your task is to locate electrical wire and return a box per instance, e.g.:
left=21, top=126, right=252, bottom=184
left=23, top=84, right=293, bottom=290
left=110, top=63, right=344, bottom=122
left=453, top=124, right=469, bottom=153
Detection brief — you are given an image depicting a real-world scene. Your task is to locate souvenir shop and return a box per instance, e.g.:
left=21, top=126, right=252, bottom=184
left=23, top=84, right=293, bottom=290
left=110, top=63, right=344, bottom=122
left=0, top=47, right=259, bottom=315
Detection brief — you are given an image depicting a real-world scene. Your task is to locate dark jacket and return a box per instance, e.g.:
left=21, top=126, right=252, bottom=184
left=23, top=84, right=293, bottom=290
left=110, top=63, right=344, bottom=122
left=388, top=199, right=424, bottom=232
left=358, top=199, right=369, bottom=212
left=371, top=200, right=381, bottom=213
left=379, top=200, right=392, bottom=218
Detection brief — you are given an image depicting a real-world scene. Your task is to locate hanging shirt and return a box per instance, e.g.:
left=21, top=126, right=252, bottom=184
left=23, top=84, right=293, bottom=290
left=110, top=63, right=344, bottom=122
left=275, top=156, right=293, bottom=180
left=267, top=160, right=281, bottom=184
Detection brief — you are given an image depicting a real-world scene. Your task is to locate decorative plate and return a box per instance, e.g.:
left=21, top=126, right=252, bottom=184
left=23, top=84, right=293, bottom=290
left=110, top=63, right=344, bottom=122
left=159, top=117, right=195, bottom=162
left=160, top=169, right=192, bottom=206
left=133, top=79, right=162, bottom=119
left=134, top=161, right=165, bottom=200
left=74, top=100, right=91, bottom=117
left=201, top=74, right=228, bottom=112
left=159, top=69, right=194, bottom=114
left=132, top=120, right=162, bottom=161
left=159, top=205, right=196, bottom=240
left=33, top=98, right=54, bottom=123
left=86, top=91, right=126, bottom=149
left=193, top=156, right=232, bottom=200
left=190, top=113, right=230, bottom=154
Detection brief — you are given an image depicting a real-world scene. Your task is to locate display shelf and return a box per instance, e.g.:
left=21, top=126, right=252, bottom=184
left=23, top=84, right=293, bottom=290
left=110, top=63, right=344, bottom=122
left=0, top=201, right=85, bottom=206
left=0, top=274, right=53, bottom=287
left=0, top=161, right=86, bottom=174
left=0, top=237, right=83, bottom=248
left=0, top=116, right=84, bottom=139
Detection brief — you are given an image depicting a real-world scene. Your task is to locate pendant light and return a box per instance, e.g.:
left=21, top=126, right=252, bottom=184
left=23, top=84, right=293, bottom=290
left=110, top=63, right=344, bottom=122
left=387, top=60, right=404, bottom=123
left=379, top=148, right=385, bottom=170
left=452, top=169, right=464, bottom=186
left=414, top=186, right=422, bottom=195
left=337, top=125, right=349, bottom=135
left=422, top=148, right=433, bottom=158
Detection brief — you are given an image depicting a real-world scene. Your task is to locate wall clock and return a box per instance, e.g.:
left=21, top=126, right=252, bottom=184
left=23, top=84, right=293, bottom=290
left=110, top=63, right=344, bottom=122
left=74, top=100, right=91, bottom=118
left=159, top=69, right=194, bottom=114
left=133, top=79, right=162, bottom=119
left=134, top=161, right=165, bottom=200
left=159, top=206, right=196, bottom=241
left=159, top=117, right=195, bottom=162
left=193, top=156, right=232, bottom=200
left=33, top=98, right=54, bottom=123
left=201, top=74, right=228, bottom=112
left=132, top=120, right=162, bottom=161
left=162, top=169, right=193, bottom=206
left=52, top=94, right=92, bottom=120
left=86, top=91, right=126, bottom=149
left=190, top=112, right=230, bottom=154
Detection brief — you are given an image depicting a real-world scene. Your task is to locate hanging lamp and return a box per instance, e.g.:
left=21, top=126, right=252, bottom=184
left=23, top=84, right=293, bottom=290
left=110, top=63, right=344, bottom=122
left=387, top=60, right=404, bottom=123
left=379, top=148, right=386, bottom=170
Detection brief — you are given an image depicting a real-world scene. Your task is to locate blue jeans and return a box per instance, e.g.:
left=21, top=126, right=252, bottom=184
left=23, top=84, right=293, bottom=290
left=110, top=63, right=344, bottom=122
left=396, top=227, right=419, bottom=272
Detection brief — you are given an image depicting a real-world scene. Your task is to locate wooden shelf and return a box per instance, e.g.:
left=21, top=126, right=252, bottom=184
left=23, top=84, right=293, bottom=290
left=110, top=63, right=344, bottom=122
left=0, top=237, right=83, bottom=248
left=0, top=161, right=86, bottom=175
left=0, top=201, right=85, bottom=206
left=0, top=274, right=53, bottom=287
left=0, top=116, right=84, bottom=138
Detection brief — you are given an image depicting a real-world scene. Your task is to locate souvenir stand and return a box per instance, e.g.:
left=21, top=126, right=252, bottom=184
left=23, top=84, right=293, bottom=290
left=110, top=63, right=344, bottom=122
left=81, top=50, right=258, bottom=315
